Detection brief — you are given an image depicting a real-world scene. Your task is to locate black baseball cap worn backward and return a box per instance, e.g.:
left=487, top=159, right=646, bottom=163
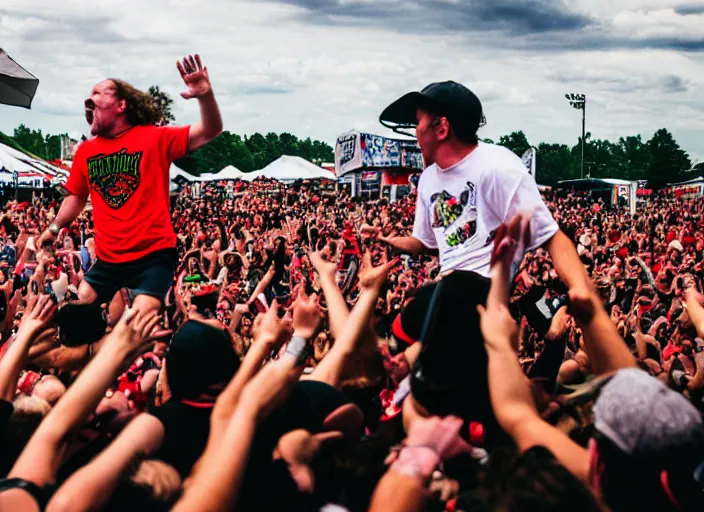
left=379, top=81, right=485, bottom=136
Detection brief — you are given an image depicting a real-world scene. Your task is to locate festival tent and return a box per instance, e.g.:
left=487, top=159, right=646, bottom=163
left=243, top=155, right=334, bottom=182
left=217, top=165, right=246, bottom=180
left=0, top=142, right=68, bottom=183
left=669, top=175, right=704, bottom=187
left=169, top=164, right=199, bottom=183
left=0, top=49, right=39, bottom=108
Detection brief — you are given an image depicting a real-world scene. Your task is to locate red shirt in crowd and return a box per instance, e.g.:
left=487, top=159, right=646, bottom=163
left=607, top=230, right=621, bottom=244
left=66, top=125, right=190, bottom=263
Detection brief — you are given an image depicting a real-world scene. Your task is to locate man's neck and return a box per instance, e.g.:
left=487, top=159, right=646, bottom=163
left=103, top=120, right=134, bottom=139
left=434, top=141, right=479, bottom=170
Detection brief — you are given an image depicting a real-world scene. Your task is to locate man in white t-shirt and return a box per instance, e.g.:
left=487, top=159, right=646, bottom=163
left=376, top=81, right=595, bottom=440
left=379, top=81, right=578, bottom=280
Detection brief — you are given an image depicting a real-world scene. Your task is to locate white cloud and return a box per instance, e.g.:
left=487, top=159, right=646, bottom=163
left=0, top=0, right=702, bottom=163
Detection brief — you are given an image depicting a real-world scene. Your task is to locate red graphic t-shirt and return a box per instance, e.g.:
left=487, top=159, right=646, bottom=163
left=66, top=125, right=190, bottom=263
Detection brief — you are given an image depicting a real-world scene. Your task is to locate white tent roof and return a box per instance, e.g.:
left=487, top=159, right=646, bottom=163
left=197, top=165, right=247, bottom=182
left=214, top=165, right=246, bottom=181
left=169, top=164, right=199, bottom=183
left=670, top=175, right=704, bottom=186
left=243, top=155, right=334, bottom=182
left=0, top=142, right=68, bottom=182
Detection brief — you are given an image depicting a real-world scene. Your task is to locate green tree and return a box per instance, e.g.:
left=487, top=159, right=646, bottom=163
left=498, top=131, right=531, bottom=157
left=646, top=128, right=691, bottom=187
left=536, top=143, right=575, bottom=185
left=148, top=85, right=175, bottom=126
left=618, top=135, right=652, bottom=180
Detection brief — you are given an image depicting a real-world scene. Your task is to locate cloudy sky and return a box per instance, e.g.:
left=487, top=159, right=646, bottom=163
left=1, top=0, right=703, bottom=162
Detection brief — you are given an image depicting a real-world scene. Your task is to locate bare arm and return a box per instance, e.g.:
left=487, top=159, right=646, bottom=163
left=52, top=195, right=88, bottom=232
left=478, top=217, right=589, bottom=481
left=309, top=251, right=349, bottom=340
left=8, top=310, right=159, bottom=486
left=548, top=230, right=636, bottom=375
left=305, top=255, right=397, bottom=388
left=369, top=471, right=429, bottom=512
left=0, top=296, right=55, bottom=402
left=46, top=414, right=165, bottom=512
left=381, top=236, right=436, bottom=257
left=685, top=289, right=704, bottom=338
left=173, top=343, right=304, bottom=512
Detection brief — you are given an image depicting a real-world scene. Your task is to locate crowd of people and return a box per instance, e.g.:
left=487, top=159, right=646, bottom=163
left=0, top=61, right=701, bottom=511
left=0, top=178, right=701, bottom=511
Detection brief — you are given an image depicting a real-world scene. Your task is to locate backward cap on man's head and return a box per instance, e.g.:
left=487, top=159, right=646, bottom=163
left=379, top=81, right=485, bottom=134
left=594, top=368, right=702, bottom=464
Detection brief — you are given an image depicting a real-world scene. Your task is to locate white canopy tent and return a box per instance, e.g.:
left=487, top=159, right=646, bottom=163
left=0, top=142, right=68, bottom=184
left=243, top=155, right=334, bottom=182
left=214, top=165, right=246, bottom=181
left=0, top=49, right=39, bottom=109
left=169, top=164, right=199, bottom=183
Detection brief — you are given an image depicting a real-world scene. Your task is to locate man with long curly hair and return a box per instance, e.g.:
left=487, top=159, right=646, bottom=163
left=39, top=55, right=223, bottom=317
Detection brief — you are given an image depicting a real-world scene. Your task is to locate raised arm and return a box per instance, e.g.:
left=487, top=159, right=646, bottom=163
left=176, top=55, right=223, bottom=152
left=309, top=250, right=349, bottom=340
left=199, top=304, right=293, bottom=463
left=7, top=309, right=160, bottom=487
left=477, top=216, right=589, bottom=481
left=305, top=253, right=397, bottom=388
left=0, top=295, right=55, bottom=402
left=46, top=414, right=165, bottom=512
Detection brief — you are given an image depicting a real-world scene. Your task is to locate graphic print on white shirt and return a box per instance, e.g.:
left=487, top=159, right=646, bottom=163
left=429, top=181, right=480, bottom=251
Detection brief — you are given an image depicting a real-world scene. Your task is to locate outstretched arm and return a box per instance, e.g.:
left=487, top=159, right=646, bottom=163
left=478, top=215, right=589, bottom=481
left=177, top=55, right=223, bottom=152
left=8, top=310, right=160, bottom=487
left=46, top=414, right=165, bottom=512
left=305, top=254, right=397, bottom=388
left=0, top=296, right=55, bottom=402
left=310, top=251, right=349, bottom=340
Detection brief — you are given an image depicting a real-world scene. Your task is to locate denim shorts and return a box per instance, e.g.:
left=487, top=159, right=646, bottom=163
left=84, top=248, right=177, bottom=303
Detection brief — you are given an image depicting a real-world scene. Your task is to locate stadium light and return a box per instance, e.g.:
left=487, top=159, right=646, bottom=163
left=565, top=93, right=587, bottom=179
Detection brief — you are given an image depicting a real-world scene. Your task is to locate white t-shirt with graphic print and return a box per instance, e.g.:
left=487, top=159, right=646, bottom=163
left=412, top=142, right=558, bottom=278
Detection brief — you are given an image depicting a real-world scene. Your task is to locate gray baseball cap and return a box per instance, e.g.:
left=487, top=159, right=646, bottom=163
left=594, top=368, right=702, bottom=463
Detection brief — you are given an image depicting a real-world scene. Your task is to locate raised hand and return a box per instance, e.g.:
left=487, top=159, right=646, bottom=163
left=309, top=250, right=337, bottom=282
left=176, top=54, right=212, bottom=100
left=545, top=306, right=570, bottom=342
left=251, top=300, right=293, bottom=349
left=291, top=289, right=323, bottom=340
left=17, top=295, right=56, bottom=339
left=358, top=252, right=399, bottom=291
left=110, top=308, right=161, bottom=356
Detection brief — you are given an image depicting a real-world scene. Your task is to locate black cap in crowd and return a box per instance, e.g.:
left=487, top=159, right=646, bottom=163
left=379, top=81, right=485, bottom=136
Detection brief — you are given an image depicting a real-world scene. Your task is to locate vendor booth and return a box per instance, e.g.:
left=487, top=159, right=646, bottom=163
left=334, top=130, right=423, bottom=200
left=668, top=176, right=704, bottom=200
left=556, top=178, right=638, bottom=215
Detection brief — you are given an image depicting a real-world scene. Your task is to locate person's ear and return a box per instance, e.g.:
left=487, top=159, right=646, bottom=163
left=436, top=117, right=451, bottom=141
left=117, top=99, right=127, bottom=114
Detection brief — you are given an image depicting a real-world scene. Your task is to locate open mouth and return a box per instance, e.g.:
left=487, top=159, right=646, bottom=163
left=84, top=99, right=95, bottom=125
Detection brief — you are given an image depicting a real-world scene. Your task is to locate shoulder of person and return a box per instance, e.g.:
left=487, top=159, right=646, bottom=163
left=477, top=143, right=527, bottom=172
left=417, top=165, right=438, bottom=189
